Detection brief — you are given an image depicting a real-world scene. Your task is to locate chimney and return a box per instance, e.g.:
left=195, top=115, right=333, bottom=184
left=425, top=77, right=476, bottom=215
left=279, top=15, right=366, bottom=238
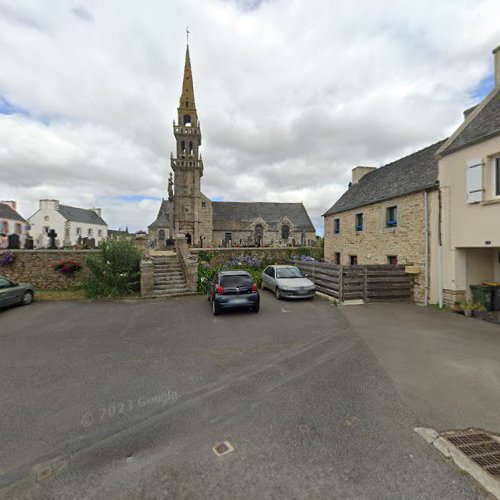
left=494, top=44, right=500, bottom=88
left=1, top=200, right=17, bottom=210
left=352, top=166, right=376, bottom=185
left=39, top=199, right=60, bottom=210
left=91, top=208, right=102, bottom=217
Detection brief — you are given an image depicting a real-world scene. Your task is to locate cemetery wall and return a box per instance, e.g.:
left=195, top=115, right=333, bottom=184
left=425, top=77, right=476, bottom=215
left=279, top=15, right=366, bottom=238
left=0, top=250, right=100, bottom=290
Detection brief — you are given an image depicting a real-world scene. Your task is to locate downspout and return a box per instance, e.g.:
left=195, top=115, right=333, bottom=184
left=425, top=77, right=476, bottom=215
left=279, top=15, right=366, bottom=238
left=438, top=187, right=444, bottom=308
left=424, top=190, right=429, bottom=306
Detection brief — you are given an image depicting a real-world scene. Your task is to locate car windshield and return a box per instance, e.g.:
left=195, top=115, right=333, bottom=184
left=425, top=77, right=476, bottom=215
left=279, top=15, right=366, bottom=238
left=276, top=267, right=303, bottom=279
left=220, top=275, right=253, bottom=287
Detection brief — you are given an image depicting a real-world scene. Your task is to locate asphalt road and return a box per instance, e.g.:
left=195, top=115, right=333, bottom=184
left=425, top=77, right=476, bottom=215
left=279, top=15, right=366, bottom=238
left=0, top=293, right=487, bottom=499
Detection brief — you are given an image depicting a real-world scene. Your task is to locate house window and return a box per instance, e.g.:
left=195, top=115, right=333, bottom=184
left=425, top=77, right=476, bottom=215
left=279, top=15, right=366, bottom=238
left=388, top=255, right=398, bottom=265
left=201, top=202, right=206, bottom=209
left=15, top=223, right=22, bottom=234
left=355, top=213, right=363, bottom=232
left=76, top=227, right=82, bottom=235
left=88, top=228, right=93, bottom=237
left=333, top=218, right=340, bottom=234
left=1, top=220, right=8, bottom=234
left=386, top=206, right=397, bottom=227
left=281, top=225, right=290, bottom=240
left=334, top=252, right=341, bottom=265
left=495, top=157, right=500, bottom=197
left=98, top=229, right=103, bottom=237
left=43, top=226, right=49, bottom=234
left=350, top=255, right=358, bottom=265
left=224, top=232, right=232, bottom=242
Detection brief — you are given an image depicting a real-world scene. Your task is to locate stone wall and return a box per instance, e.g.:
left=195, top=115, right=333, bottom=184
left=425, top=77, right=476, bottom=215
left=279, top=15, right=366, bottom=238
left=211, top=230, right=316, bottom=248
left=324, top=190, right=437, bottom=304
left=0, top=249, right=99, bottom=290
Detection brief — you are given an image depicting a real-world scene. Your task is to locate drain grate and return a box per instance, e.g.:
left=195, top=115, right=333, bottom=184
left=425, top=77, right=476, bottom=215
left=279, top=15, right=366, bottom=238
left=444, top=430, right=500, bottom=477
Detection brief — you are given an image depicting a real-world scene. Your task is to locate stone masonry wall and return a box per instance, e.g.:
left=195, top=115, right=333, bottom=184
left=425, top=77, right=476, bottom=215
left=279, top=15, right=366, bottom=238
left=0, top=250, right=99, bottom=290
left=324, top=191, right=433, bottom=304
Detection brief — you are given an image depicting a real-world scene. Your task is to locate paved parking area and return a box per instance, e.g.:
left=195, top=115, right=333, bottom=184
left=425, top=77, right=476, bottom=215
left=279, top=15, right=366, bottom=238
left=0, top=294, right=488, bottom=499
left=341, top=303, right=500, bottom=433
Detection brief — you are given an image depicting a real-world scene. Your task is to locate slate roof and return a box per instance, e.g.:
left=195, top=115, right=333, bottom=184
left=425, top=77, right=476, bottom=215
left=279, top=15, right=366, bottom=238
left=439, top=87, right=500, bottom=156
left=57, top=205, right=107, bottom=225
left=212, top=202, right=315, bottom=232
left=0, top=203, right=26, bottom=222
left=323, top=139, right=447, bottom=216
left=148, top=199, right=169, bottom=229
left=108, top=229, right=131, bottom=238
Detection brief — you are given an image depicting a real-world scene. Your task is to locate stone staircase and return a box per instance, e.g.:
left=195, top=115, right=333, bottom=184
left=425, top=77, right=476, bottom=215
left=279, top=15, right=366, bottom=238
left=152, top=255, right=192, bottom=297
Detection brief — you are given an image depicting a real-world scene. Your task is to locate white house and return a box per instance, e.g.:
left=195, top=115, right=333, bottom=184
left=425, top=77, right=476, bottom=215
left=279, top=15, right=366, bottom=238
left=29, top=199, right=108, bottom=248
left=0, top=200, right=30, bottom=247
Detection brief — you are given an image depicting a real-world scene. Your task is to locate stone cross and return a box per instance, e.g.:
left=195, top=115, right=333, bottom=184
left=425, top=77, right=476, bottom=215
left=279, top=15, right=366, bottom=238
left=47, top=229, right=58, bottom=249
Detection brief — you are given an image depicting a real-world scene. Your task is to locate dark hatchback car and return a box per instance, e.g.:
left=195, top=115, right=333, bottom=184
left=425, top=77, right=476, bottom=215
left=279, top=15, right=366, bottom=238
left=208, top=270, right=260, bottom=315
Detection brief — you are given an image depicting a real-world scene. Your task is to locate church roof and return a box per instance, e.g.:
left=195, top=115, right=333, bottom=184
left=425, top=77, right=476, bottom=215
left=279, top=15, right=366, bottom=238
left=323, top=139, right=446, bottom=216
left=437, top=86, right=500, bottom=157
left=57, top=204, right=107, bottom=225
left=0, top=203, right=26, bottom=222
left=212, top=202, right=315, bottom=232
left=148, top=199, right=169, bottom=229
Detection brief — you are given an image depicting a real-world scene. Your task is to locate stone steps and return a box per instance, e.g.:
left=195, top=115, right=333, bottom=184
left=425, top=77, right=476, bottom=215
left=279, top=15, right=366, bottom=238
left=151, top=254, right=190, bottom=295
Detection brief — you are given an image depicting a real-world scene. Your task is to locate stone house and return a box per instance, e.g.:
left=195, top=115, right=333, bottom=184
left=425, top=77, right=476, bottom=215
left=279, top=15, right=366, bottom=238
left=435, top=45, right=500, bottom=306
left=323, top=140, right=446, bottom=304
left=148, top=43, right=316, bottom=248
left=29, top=199, right=108, bottom=247
left=0, top=200, right=30, bottom=247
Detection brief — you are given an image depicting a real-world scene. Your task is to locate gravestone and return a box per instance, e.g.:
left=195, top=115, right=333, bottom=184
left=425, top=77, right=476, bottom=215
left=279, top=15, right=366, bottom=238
left=86, top=238, right=96, bottom=249
left=24, top=235, right=34, bottom=249
left=8, top=233, right=20, bottom=249
left=47, top=229, right=58, bottom=249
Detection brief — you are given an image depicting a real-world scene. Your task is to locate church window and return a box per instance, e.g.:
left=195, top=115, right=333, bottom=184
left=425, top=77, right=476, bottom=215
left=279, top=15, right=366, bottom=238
left=201, top=202, right=206, bottom=209
left=181, top=140, right=185, bottom=153
left=159, top=229, right=165, bottom=240
left=185, top=101, right=189, bottom=107
left=184, top=114, right=191, bottom=126
left=189, top=141, right=193, bottom=156
left=281, top=225, right=290, bottom=240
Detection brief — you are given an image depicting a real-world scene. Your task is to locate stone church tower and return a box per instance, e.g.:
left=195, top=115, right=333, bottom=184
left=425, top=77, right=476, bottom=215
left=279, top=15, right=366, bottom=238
left=171, top=44, right=212, bottom=246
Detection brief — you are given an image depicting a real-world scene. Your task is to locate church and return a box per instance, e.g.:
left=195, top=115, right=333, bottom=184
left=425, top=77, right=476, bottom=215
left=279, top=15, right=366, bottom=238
left=148, top=44, right=316, bottom=248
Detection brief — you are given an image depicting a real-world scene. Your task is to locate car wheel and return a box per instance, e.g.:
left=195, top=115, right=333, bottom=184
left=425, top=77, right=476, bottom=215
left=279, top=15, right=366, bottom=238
left=275, top=287, right=281, bottom=300
left=252, top=303, right=260, bottom=313
left=22, top=291, right=33, bottom=305
left=260, top=281, right=265, bottom=290
left=212, top=299, right=220, bottom=316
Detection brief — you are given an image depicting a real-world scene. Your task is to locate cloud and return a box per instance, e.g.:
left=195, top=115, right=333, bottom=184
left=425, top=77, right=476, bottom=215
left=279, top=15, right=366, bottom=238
left=0, top=0, right=499, bottom=235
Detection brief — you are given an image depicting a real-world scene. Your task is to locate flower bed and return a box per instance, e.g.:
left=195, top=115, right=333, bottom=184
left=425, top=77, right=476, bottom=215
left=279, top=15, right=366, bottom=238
left=197, top=250, right=319, bottom=294
left=54, top=259, right=82, bottom=275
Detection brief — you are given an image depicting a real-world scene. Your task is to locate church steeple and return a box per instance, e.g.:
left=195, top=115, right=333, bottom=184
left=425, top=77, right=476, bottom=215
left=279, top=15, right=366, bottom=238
left=177, top=44, right=199, bottom=129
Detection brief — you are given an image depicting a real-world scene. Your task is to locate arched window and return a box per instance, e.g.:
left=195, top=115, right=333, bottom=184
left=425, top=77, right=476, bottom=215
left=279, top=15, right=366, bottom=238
left=183, top=114, right=192, bottom=126
left=189, top=141, right=193, bottom=156
left=185, top=233, right=192, bottom=245
left=281, top=225, right=290, bottom=240
left=254, top=224, right=264, bottom=247
left=181, top=140, right=185, bottom=154
left=158, top=229, right=165, bottom=241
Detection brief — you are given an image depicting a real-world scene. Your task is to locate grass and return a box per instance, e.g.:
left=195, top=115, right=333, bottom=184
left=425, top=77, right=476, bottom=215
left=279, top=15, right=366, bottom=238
left=36, top=288, right=86, bottom=301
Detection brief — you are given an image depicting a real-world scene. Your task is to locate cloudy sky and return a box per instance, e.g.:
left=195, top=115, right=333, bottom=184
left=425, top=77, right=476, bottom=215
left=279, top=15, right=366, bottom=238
left=1, top=0, right=499, bottom=235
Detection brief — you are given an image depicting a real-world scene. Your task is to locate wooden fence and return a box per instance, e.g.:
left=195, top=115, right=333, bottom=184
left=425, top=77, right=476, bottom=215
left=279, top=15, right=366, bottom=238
left=290, top=260, right=413, bottom=303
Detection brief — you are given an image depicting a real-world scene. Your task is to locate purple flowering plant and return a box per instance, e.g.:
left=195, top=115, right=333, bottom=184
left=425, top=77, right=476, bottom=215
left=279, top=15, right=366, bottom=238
left=0, top=252, right=16, bottom=266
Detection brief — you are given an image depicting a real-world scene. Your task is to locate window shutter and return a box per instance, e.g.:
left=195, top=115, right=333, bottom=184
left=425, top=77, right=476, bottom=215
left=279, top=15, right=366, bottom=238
left=466, top=159, right=483, bottom=203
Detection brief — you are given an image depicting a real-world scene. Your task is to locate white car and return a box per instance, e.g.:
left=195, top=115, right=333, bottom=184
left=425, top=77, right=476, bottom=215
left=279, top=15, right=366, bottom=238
left=261, top=265, right=316, bottom=300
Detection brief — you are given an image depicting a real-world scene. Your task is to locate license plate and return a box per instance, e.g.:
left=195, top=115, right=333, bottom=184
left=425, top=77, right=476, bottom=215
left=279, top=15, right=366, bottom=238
left=232, top=298, right=248, bottom=304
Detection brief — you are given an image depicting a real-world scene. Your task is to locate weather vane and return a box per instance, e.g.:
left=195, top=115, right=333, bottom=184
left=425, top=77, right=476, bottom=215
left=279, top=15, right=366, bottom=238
left=186, top=26, right=190, bottom=44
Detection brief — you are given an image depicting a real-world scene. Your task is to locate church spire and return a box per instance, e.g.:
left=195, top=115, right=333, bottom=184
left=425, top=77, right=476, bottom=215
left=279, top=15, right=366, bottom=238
left=179, top=44, right=196, bottom=111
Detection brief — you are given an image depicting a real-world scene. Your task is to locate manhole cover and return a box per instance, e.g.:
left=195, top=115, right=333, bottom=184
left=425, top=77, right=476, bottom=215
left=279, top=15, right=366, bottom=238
left=212, top=441, right=234, bottom=457
left=444, top=430, right=500, bottom=477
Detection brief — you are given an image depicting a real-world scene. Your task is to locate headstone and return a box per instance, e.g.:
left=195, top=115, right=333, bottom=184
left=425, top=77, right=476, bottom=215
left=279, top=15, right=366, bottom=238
left=47, top=229, right=58, bottom=249
left=8, top=233, right=20, bottom=249
left=86, top=238, right=96, bottom=249
left=24, top=236, right=34, bottom=249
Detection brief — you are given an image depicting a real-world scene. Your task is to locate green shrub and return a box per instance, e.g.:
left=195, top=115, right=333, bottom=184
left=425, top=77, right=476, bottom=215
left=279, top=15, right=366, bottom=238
left=83, top=238, right=141, bottom=298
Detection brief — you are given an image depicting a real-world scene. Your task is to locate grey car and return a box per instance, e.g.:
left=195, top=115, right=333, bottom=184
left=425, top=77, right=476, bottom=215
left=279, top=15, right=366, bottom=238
left=261, top=265, right=316, bottom=300
left=0, top=275, right=35, bottom=308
